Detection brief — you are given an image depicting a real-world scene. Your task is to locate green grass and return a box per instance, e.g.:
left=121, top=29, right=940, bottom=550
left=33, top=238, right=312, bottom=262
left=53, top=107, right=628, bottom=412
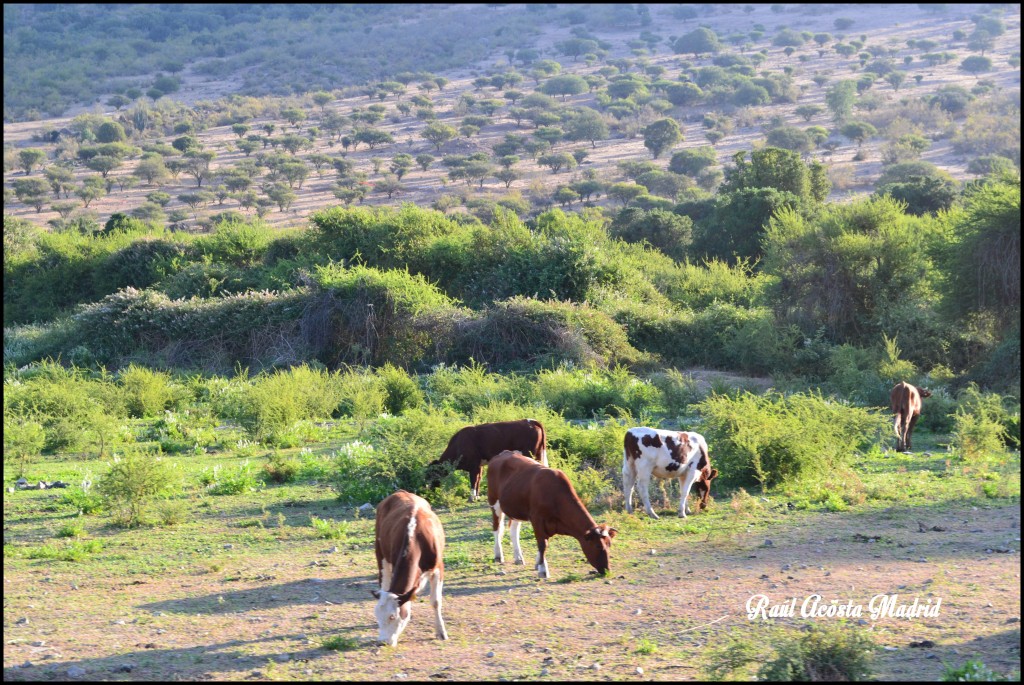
left=321, top=635, right=362, bottom=652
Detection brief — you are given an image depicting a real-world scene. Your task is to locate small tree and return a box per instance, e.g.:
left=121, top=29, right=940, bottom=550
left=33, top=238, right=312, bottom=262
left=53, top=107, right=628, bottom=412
left=18, top=148, right=47, bottom=175
left=98, top=450, right=175, bottom=528
left=4, top=414, right=46, bottom=478
left=959, top=55, right=993, bottom=76
left=420, top=122, right=457, bottom=151
left=643, top=118, right=682, bottom=159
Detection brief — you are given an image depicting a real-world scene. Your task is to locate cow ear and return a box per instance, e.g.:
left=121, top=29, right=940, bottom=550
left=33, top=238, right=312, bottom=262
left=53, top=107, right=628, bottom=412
left=371, top=589, right=381, bottom=599
left=607, top=526, right=618, bottom=539
left=397, top=588, right=415, bottom=605
left=709, top=468, right=719, bottom=480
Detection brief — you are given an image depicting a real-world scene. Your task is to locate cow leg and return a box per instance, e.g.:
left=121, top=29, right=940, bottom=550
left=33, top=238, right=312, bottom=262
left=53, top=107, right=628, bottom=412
left=906, top=413, right=920, bottom=452
left=636, top=465, right=659, bottom=519
left=429, top=569, right=449, bottom=640
left=894, top=413, right=906, bottom=452
left=679, top=468, right=700, bottom=518
left=492, top=501, right=505, bottom=563
left=469, top=465, right=482, bottom=502
left=622, top=456, right=637, bottom=514
left=534, top=531, right=549, bottom=579
left=509, top=519, right=525, bottom=565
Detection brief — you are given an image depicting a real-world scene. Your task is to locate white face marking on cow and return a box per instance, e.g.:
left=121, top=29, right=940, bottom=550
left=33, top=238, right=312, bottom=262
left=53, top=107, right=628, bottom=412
left=374, top=591, right=412, bottom=647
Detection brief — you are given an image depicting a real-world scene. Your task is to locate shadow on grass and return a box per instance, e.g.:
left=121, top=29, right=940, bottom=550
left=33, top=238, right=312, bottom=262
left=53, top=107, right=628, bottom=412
left=2, top=632, right=379, bottom=682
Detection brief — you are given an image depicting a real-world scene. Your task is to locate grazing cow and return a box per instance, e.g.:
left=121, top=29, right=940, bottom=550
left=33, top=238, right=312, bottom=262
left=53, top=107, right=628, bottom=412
left=487, top=450, right=617, bottom=578
left=890, top=381, right=932, bottom=452
left=426, top=419, right=548, bottom=502
left=622, top=427, right=718, bottom=519
left=372, top=490, right=448, bottom=647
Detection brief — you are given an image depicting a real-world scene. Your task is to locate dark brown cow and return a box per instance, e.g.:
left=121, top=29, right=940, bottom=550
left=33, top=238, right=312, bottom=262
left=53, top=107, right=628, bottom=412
left=890, top=381, right=932, bottom=452
left=371, top=490, right=448, bottom=647
left=426, top=419, right=547, bottom=501
left=487, top=450, right=617, bottom=578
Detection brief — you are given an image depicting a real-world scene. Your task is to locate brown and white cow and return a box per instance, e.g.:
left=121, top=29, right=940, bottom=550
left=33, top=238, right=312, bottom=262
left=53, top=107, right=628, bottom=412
left=372, top=490, right=448, bottom=647
left=890, top=381, right=932, bottom=452
left=623, top=427, right=718, bottom=519
left=487, top=450, right=617, bottom=578
left=427, top=419, right=547, bottom=501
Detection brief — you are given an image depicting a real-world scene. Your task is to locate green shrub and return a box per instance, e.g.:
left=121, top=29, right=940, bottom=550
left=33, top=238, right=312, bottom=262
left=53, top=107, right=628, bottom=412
left=330, top=440, right=403, bottom=505
left=154, top=498, right=189, bottom=526
left=423, top=362, right=519, bottom=415
left=376, top=363, right=425, bottom=415
left=97, top=448, right=177, bottom=527
left=206, top=461, right=261, bottom=495
left=310, top=515, right=350, bottom=541
left=56, top=521, right=87, bottom=538
left=233, top=365, right=344, bottom=442
left=952, top=385, right=1014, bottom=462
left=3, top=413, right=46, bottom=477
left=695, top=390, right=887, bottom=489
left=119, top=364, right=181, bottom=418
left=262, top=451, right=301, bottom=484
left=707, top=625, right=875, bottom=681
left=534, top=365, right=659, bottom=419
left=57, top=486, right=105, bottom=515
left=941, top=659, right=1015, bottom=681
left=758, top=625, right=874, bottom=681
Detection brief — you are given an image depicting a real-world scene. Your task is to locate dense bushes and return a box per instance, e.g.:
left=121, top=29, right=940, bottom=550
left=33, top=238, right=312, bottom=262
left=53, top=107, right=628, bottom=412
left=694, top=390, right=887, bottom=489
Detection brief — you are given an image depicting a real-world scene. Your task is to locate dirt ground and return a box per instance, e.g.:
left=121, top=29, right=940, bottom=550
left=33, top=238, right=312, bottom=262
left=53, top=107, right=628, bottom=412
left=4, top=497, right=1019, bottom=681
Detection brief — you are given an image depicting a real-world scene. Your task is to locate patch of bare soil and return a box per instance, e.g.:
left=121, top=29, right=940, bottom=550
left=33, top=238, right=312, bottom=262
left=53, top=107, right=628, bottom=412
left=3, top=501, right=1018, bottom=681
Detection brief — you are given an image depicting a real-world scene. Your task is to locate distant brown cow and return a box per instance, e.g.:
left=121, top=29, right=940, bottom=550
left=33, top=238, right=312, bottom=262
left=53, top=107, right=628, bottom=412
left=890, top=381, right=932, bottom=452
left=487, top=450, right=617, bottom=578
left=426, top=419, right=547, bottom=501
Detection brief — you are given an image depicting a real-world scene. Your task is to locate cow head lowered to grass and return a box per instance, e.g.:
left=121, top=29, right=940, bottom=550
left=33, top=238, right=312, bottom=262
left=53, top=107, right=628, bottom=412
left=425, top=419, right=547, bottom=501
left=371, top=490, right=448, bottom=647
left=486, top=450, right=617, bottom=578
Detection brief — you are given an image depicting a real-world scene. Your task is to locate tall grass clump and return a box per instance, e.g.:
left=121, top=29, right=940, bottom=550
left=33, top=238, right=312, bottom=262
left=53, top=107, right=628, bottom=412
left=533, top=364, right=660, bottom=419
left=707, top=624, right=875, bottom=681
left=422, top=361, right=521, bottom=415
left=694, top=390, right=887, bottom=489
left=118, top=364, right=184, bottom=418
left=375, top=363, right=425, bottom=415
left=232, top=365, right=344, bottom=444
left=5, top=362, right=128, bottom=455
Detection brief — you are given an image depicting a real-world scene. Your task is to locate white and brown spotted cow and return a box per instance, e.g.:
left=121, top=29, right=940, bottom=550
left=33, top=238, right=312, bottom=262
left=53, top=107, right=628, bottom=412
left=372, top=490, right=449, bottom=647
left=622, top=427, right=718, bottom=519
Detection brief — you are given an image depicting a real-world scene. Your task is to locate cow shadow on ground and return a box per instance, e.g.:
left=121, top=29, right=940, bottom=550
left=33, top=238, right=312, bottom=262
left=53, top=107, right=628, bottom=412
left=136, top=575, right=374, bottom=615
left=2, top=632, right=374, bottom=682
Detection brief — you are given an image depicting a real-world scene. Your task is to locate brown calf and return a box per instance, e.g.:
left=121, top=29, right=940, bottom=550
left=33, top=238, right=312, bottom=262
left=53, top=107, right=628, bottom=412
left=487, top=450, right=617, bottom=578
left=372, top=490, right=448, bottom=647
left=890, top=381, right=932, bottom=452
left=427, top=419, right=547, bottom=501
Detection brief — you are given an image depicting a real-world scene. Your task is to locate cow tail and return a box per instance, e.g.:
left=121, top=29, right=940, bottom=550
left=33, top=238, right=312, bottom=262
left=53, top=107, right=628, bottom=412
left=530, top=419, right=548, bottom=467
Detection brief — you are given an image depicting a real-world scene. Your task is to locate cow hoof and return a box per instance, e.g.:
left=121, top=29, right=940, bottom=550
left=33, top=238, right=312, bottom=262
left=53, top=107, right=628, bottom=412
left=514, top=558, right=524, bottom=565
left=646, top=512, right=660, bottom=520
